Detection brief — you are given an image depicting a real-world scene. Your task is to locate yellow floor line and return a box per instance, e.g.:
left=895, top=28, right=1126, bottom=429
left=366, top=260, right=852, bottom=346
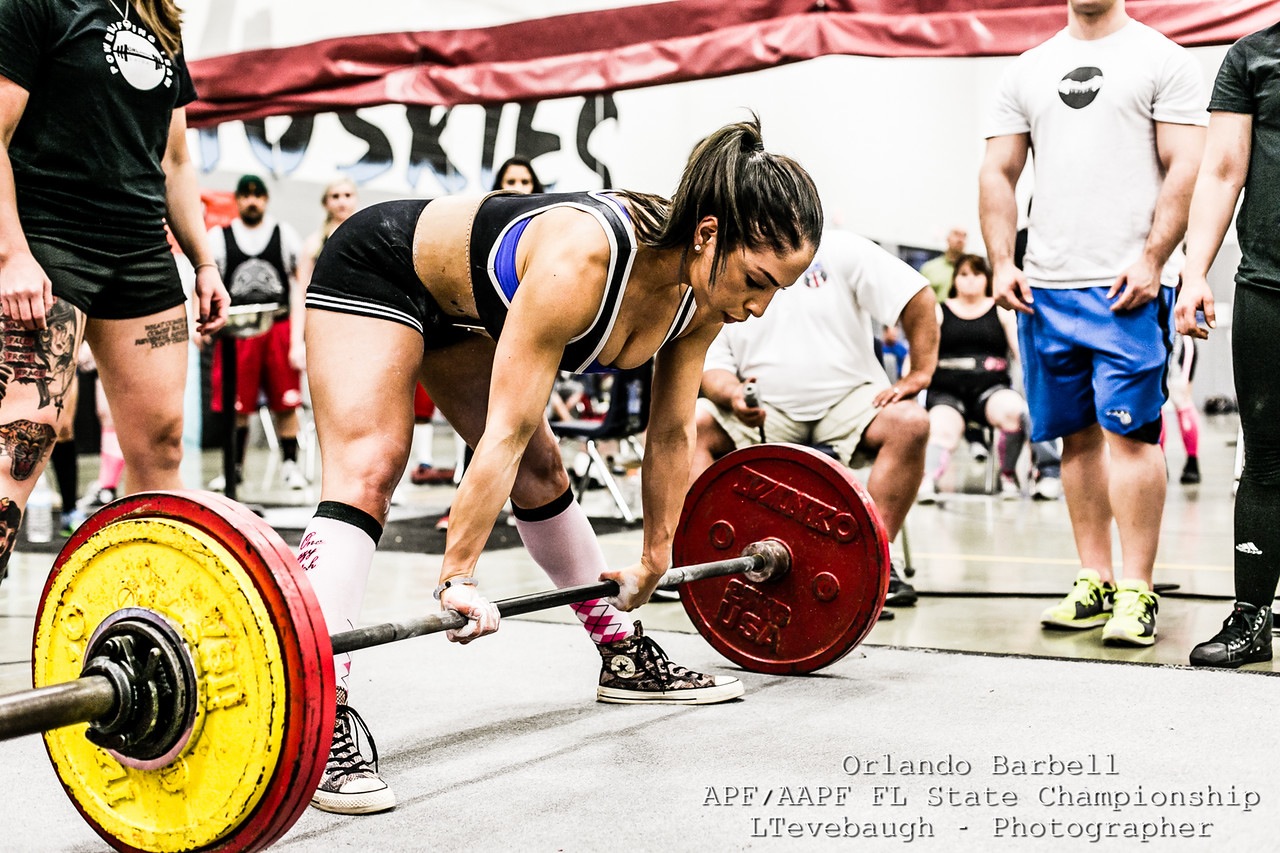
left=912, top=552, right=1232, bottom=573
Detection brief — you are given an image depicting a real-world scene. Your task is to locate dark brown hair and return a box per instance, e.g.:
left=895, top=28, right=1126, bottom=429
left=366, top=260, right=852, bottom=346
left=949, top=253, right=992, bottom=299
left=616, top=115, right=822, bottom=285
left=135, top=0, right=184, bottom=59
left=492, top=157, right=546, bottom=193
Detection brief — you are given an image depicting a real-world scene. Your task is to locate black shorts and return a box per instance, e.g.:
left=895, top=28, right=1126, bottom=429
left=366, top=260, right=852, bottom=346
left=30, top=238, right=185, bottom=319
left=306, top=199, right=474, bottom=350
left=926, top=383, right=1011, bottom=428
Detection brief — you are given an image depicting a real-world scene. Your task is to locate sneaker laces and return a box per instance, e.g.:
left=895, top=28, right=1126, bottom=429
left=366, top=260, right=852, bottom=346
left=1113, top=589, right=1156, bottom=621
left=1215, top=604, right=1266, bottom=643
left=634, top=633, right=701, bottom=683
left=1064, top=576, right=1103, bottom=608
left=328, top=702, right=380, bottom=778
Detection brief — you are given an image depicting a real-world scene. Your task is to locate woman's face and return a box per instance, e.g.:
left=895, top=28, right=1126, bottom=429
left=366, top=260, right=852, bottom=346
left=499, top=165, right=536, bottom=194
left=953, top=263, right=989, bottom=298
left=694, top=238, right=816, bottom=325
left=323, top=183, right=358, bottom=222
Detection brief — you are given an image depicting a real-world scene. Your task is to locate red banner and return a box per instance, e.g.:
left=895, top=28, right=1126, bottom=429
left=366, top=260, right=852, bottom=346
left=188, top=0, right=1278, bottom=127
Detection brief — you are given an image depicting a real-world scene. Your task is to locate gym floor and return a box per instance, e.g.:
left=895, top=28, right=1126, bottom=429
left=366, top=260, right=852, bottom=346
left=0, top=412, right=1275, bottom=852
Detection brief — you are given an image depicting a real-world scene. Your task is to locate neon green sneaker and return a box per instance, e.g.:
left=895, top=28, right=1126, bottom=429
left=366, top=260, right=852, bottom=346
left=1040, top=569, right=1115, bottom=629
left=1102, top=580, right=1159, bottom=647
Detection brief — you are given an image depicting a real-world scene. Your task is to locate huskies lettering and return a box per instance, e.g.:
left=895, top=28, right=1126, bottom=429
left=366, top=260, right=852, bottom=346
left=731, top=468, right=858, bottom=543
left=200, top=97, right=618, bottom=195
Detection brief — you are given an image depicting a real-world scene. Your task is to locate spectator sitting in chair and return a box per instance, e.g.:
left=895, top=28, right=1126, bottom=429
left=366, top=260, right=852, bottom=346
left=691, top=230, right=938, bottom=606
left=917, top=253, right=1029, bottom=502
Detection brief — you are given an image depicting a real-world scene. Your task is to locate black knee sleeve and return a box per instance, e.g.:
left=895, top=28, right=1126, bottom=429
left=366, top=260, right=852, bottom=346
left=510, top=487, right=574, bottom=522
left=315, top=500, right=383, bottom=545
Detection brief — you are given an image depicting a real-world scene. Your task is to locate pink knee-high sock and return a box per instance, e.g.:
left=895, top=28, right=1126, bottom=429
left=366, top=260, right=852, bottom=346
left=100, top=428, right=125, bottom=489
left=1177, top=406, right=1199, bottom=459
left=513, top=490, right=633, bottom=644
left=298, top=502, right=380, bottom=695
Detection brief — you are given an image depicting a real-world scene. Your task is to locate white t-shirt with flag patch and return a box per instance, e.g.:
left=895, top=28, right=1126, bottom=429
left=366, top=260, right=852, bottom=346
left=704, top=230, right=927, bottom=421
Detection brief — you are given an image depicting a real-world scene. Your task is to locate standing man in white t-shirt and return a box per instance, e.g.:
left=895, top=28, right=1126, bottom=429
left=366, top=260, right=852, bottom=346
left=978, top=0, right=1206, bottom=646
left=693, top=229, right=937, bottom=606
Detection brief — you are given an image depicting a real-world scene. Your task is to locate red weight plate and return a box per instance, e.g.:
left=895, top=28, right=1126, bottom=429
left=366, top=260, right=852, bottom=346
left=43, top=491, right=334, bottom=852
left=185, top=492, right=335, bottom=852
left=675, top=444, right=889, bottom=674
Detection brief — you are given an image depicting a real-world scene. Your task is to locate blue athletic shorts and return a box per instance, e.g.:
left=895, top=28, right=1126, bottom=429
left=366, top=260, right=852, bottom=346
left=1017, top=285, right=1174, bottom=444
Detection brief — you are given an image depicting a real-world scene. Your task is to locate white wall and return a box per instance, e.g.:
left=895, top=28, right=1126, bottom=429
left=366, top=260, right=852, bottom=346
left=190, top=47, right=1231, bottom=253
left=186, top=8, right=1240, bottom=401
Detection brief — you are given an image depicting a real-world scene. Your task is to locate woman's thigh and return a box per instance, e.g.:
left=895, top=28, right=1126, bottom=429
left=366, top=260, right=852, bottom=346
left=306, top=308, right=423, bottom=515
left=982, top=388, right=1027, bottom=432
left=85, top=306, right=188, bottom=438
left=0, top=298, right=84, bottom=493
left=418, top=335, right=569, bottom=506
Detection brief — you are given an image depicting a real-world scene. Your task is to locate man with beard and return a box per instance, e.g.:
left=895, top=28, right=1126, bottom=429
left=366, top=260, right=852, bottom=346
left=207, top=174, right=307, bottom=490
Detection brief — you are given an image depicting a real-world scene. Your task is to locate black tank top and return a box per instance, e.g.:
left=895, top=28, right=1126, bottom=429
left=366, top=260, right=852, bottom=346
left=934, top=303, right=1010, bottom=395
left=938, top=303, right=1006, bottom=361
left=468, top=191, right=695, bottom=374
left=224, top=223, right=289, bottom=313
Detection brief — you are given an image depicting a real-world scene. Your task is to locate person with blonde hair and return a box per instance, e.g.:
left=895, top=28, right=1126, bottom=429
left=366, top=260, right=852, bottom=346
left=0, top=0, right=228, bottom=583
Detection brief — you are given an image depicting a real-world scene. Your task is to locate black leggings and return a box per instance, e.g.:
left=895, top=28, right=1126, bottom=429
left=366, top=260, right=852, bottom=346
left=1232, top=284, right=1280, bottom=606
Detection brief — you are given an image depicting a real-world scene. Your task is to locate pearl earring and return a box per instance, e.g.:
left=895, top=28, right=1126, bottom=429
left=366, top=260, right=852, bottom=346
left=694, top=244, right=702, bottom=252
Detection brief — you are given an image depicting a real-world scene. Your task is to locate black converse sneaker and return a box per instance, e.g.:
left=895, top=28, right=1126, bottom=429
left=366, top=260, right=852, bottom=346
left=597, top=622, right=743, bottom=705
left=311, top=688, right=396, bottom=815
left=1189, top=602, right=1273, bottom=669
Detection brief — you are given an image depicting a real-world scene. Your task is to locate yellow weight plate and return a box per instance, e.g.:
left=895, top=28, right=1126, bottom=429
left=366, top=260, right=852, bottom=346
left=34, top=517, right=288, bottom=852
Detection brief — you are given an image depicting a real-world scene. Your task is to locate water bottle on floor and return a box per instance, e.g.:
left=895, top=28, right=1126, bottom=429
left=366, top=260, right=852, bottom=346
left=25, top=474, right=54, bottom=544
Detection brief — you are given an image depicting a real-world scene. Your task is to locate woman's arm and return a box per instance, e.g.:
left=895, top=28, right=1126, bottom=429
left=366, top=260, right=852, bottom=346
left=162, top=108, right=227, bottom=334
left=437, top=209, right=607, bottom=587
left=998, top=306, right=1020, bottom=366
left=0, top=76, right=51, bottom=329
left=603, top=321, right=719, bottom=609
left=1176, top=111, right=1251, bottom=338
left=290, top=232, right=321, bottom=370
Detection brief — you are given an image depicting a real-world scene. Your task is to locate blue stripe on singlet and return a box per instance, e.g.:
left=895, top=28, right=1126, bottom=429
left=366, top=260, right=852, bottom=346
left=493, top=216, right=533, bottom=302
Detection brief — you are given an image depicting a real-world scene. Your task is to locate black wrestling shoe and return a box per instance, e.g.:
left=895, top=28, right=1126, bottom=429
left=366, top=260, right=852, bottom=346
left=1189, top=602, right=1273, bottom=669
left=885, top=559, right=917, bottom=607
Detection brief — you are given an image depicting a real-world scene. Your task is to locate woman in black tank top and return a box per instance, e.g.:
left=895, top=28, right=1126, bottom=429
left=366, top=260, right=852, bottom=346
left=919, top=255, right=1030, bottom=500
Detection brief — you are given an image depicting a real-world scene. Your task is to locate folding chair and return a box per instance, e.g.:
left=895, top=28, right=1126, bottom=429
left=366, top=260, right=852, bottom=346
left=550, top=361, right=652, bottom=521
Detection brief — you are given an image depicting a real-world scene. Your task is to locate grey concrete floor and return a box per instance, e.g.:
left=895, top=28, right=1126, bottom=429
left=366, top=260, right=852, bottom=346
left=0, top=413, right=1276, bottom=851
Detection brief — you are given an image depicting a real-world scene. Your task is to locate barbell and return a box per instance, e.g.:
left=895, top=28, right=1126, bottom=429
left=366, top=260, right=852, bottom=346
left=0, top=443, right=888, bottom=852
